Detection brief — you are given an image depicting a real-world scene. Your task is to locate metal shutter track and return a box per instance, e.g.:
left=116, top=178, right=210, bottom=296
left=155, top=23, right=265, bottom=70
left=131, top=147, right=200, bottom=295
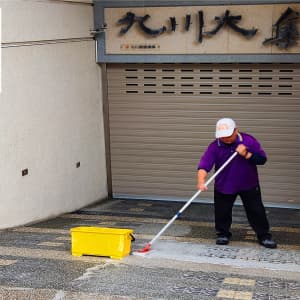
left=107, top=64, right=300, bottom=206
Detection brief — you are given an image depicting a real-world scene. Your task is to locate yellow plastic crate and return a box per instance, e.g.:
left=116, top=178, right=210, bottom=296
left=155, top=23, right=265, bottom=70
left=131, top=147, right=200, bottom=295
left=70, top=227, right=134, bottom=259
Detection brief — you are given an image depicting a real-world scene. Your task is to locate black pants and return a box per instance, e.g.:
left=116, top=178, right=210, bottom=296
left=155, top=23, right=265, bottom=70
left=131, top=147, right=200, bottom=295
left=214, top=186, right=271, bottom=241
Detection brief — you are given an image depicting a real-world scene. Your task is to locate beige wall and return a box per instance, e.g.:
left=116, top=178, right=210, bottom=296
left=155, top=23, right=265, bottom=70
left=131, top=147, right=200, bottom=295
left=0, top=0, right=107, bottom=228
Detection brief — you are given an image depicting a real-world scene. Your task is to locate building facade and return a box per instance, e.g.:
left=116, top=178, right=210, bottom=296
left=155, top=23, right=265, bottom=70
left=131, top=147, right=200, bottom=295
left=1, top=0, right=299, bottom=229
left=95, top=0, right=300, bottom=207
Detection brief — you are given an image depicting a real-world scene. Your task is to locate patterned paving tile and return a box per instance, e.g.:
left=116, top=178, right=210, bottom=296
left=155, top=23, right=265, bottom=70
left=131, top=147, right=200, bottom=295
left=128, top=208, right=145, bottom=212
left=97, top=221, right=117, bottom=226
left=55, top=236, right=70, bottom=241
left=217, top=289, right=253, bottom=300
left=37, top=242, right=65, bottom=247
left=223, top=278, right=256, bottom=286
left=0, top=259, right=17, bottom=266
left=137, top=202, right=153, bottom=207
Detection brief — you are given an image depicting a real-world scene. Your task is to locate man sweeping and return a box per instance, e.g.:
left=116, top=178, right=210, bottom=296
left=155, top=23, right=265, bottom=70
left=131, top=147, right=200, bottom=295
left=197, top=118, right=277, bottom=248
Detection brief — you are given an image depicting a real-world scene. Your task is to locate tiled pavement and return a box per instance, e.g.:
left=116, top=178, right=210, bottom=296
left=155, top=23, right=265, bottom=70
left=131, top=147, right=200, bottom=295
left=0, top=199, right=299, bottom=299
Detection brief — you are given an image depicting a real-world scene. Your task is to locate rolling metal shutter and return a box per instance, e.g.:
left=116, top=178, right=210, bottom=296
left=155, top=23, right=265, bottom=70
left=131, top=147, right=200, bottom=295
left=106, top=63, right=300, bottom=207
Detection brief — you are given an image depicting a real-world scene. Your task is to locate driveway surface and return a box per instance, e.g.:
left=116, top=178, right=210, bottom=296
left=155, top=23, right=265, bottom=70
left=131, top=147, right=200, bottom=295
left=0, top=199, right=299, bottom=299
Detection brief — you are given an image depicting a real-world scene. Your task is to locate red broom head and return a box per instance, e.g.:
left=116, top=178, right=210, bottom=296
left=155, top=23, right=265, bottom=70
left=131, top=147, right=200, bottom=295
left=138, top=243, right=152, bottom=253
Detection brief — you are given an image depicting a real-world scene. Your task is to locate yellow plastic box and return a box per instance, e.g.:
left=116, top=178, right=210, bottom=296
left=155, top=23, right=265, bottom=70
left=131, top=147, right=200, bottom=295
left=70, top=227, right=134, bottom=259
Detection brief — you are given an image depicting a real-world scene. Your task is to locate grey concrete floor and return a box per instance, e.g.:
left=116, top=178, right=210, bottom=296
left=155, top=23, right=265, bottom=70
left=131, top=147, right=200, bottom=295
left=0, top=199, right=299, bottom=299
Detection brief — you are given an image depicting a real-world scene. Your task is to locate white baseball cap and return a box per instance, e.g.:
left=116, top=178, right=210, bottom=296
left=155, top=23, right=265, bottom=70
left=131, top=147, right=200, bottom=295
left=215, top=118, right=236, bottom=138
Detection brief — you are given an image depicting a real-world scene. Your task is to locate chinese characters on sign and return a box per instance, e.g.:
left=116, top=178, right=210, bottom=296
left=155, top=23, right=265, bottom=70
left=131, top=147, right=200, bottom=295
left=263, top=7, right=299, bottom=49
left=117, top=7, right=299, bottom=49
left=203, top=10, right=257, bottom=38
left=117, top=12, right=166, bottom=36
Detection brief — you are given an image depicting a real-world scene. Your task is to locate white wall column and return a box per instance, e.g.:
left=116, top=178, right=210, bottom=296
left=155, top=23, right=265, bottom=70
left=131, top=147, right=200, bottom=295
left=0, top=0, right=107, bottom=228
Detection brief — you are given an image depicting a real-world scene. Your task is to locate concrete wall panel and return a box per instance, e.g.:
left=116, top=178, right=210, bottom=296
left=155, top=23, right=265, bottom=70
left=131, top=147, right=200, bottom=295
left=0, top=40, right=107, bottom=228
left=1, top=0, right=93, bottom=43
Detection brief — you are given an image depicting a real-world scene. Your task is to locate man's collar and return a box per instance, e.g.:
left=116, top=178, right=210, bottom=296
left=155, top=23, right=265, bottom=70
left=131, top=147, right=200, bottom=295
left=237, top=132, right=243, bottom=142
left=217, top=132, right=243, bottom=146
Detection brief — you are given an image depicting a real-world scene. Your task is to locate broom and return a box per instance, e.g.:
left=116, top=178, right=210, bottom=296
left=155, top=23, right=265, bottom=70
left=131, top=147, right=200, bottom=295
left=136, top=151, right=238, bottom=254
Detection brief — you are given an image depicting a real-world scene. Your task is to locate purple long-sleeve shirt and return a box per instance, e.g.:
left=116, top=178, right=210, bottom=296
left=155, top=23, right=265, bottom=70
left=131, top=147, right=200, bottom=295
left=197, top=132, right=267, bottom=194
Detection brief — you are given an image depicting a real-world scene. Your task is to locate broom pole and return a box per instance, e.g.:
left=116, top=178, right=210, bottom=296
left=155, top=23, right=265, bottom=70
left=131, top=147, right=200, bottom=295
left=148, top=151, right=238, bottom=247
